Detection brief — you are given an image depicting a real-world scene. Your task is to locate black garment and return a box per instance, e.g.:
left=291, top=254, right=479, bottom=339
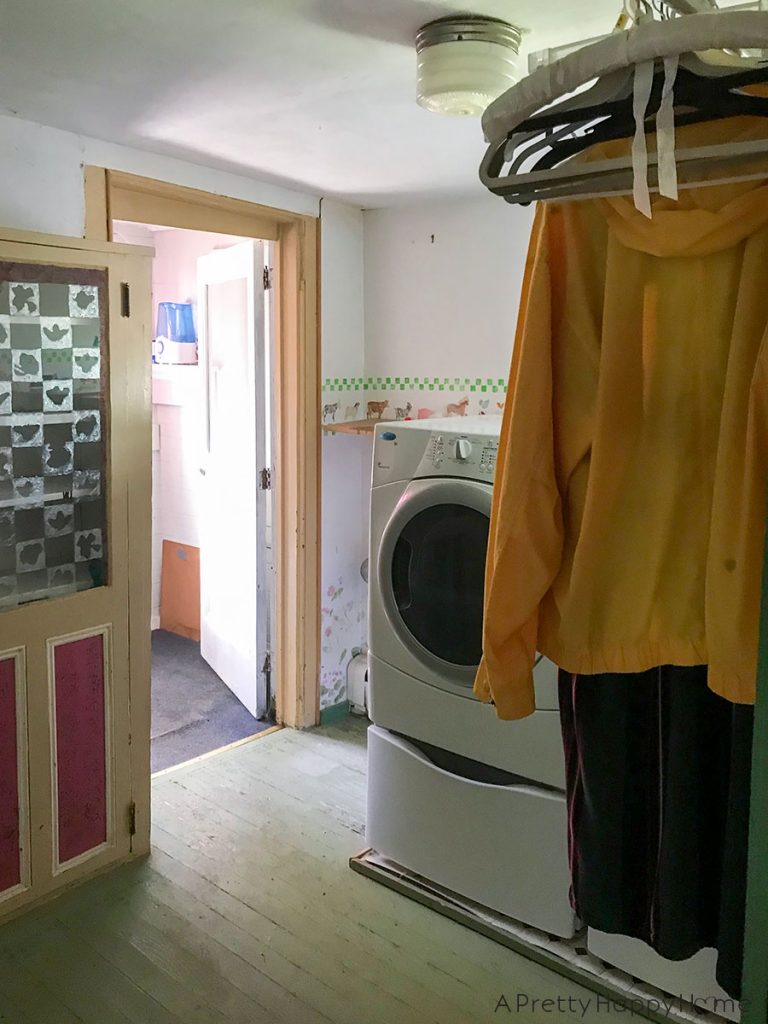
left=558, top=666, right=754, bottom=999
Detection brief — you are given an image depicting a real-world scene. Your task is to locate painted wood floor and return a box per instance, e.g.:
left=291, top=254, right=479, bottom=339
left=0, top=719, right=629, bottom=1024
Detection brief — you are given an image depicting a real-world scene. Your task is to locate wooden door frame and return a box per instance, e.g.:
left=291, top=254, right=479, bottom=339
left=83, top=169, right=321, bottom=748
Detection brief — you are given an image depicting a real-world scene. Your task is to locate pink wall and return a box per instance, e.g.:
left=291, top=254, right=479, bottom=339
left=150, top=230, right=244, bottom=626
left=112, top=225, right=244, bottom=626
left=151, top=228, right=243, bottom=330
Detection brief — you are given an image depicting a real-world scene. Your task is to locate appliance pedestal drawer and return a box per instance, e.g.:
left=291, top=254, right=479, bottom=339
left=366, top=725, right=576, bottom=938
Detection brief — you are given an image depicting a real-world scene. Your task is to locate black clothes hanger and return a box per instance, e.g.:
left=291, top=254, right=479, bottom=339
left=479, top=11, right=768, bottom=206
left=514, top=62, right=768, bottom=175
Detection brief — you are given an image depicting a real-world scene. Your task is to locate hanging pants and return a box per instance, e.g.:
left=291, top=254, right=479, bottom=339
left=558, top=666, right=754, bottom=999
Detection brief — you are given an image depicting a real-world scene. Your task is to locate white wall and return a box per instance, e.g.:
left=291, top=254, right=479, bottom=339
left=0, top=118, right=86, bottom=236
left=0, top=113, right=319, bottom=238
left=319, top=199, right=367, bottom=710
left=363, top=195, right=533, bottom=405
left=317, top=194, right=533, bottom=709
left=321, top=199, right=365, bottom=380
left=349, top=195, right=534, bottom=702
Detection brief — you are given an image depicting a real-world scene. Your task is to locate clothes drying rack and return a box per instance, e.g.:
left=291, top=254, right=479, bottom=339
left=355, top=7, right=768, bottom=1024
left=480, top=8, right=768, bottom=206
left=527, top=0, right=768, bottom=75
left=478, top=6, right=768, bottom=1020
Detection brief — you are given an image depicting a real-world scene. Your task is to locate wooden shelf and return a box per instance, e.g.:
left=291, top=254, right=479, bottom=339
left=321, top=418, right=391, bottom=436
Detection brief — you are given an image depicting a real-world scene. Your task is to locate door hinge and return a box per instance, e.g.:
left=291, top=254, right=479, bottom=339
left=120, top=282, right=131, bottom=318
left=128, top=801, right=137, bottom=836
left=263, top=266, right=273, bottom=290
left=262, top=651, right=271, bottom=678
left=259, top=467, right=272, bottom=490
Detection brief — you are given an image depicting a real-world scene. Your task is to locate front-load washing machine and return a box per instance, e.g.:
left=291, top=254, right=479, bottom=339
left=366, top=416, right=575, bottom=937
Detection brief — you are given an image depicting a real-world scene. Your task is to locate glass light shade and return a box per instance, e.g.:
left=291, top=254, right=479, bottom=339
left=415, top=17, right=522, bottom=117
left=417, top=40, right=520, bottom=116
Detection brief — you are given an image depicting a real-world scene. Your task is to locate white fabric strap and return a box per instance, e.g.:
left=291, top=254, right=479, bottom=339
left=632, top=60, right=655, bottom=218
left=657, top=55, right=680, bottom=202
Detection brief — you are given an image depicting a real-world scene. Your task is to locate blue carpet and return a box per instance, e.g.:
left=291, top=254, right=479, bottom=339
left=151, top=630, right=270, bottom=773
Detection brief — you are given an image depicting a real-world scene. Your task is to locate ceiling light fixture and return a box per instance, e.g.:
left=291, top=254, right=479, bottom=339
left=415, top=15, right=523, bottom=117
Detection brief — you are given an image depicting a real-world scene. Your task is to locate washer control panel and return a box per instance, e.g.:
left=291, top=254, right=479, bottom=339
left=423, top=432, right=499, bottom=479
left=372, top=418, right=503, bottom=486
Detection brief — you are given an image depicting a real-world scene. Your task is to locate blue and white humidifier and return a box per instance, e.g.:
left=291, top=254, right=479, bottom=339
left=154, top=302, right=197, bottom=365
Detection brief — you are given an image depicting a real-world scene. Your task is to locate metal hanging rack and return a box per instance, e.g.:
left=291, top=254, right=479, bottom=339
left=528, top=0, right=768, bottom=73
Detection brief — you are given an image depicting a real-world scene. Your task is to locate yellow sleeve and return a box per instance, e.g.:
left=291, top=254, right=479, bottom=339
left=474, top=204, right=564, bottom=720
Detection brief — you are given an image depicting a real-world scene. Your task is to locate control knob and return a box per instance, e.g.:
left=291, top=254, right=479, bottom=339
left=455, top=438, right=472, bottom=461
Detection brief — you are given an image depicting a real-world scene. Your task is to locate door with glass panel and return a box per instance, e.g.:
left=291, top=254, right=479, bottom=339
left=0, top=231, right=151, bottom=920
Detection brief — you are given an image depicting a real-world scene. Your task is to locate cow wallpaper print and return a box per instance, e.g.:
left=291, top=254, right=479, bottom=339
left=0, top=263, right=107, bottom=608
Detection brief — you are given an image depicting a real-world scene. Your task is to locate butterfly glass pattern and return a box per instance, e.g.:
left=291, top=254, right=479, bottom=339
left=0, top=264, right=107, bottom=608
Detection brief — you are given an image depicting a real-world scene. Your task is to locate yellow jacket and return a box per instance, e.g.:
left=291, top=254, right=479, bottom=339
left=475, top=133, right=768, bottom=720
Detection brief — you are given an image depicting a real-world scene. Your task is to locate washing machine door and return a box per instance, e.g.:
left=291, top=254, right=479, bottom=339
left=377, top=477, right=491, bottom=693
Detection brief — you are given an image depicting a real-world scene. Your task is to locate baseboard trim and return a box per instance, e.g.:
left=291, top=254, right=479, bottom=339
left=319, top=700, right=350, bottom=725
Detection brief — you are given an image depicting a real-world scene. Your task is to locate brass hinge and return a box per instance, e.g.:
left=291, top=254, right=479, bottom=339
left=259, top=467, right=272, bottom=490
left=263, top=266, right=272, bottom=290
left=128, top=801, right=137, bottom=836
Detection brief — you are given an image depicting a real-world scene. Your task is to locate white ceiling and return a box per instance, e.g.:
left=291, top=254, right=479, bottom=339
left=1, top=1, right=651, bottom=206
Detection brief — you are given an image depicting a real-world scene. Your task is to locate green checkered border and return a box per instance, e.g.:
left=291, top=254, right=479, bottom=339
left=322, top=376, right=507, bottom=394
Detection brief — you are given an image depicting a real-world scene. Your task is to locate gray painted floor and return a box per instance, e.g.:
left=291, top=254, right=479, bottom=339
left=0, top=720, right=629, bottom=1024
left=151, top=630, right=269, bottom=773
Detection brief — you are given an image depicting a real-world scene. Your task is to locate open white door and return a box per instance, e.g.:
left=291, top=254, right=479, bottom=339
left=197, top=241, right=269, bottom=718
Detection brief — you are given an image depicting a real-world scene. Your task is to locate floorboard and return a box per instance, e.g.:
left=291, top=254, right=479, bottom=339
left=0, top=718, right=631, bottom=1023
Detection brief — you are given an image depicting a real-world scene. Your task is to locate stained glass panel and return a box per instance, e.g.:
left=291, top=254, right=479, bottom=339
left=0, top=263, right=108, bottom=608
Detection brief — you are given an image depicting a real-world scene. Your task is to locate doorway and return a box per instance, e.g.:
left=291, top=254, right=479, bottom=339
left=113, top=221, right=276, bottom=773
left=84, top=167, right=320, bottom=858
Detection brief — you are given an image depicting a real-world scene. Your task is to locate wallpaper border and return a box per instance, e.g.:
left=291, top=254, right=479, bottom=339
left=323, top=376, right=508, bottom=394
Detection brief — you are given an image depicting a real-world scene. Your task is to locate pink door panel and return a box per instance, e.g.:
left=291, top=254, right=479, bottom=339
left=53, top=632, right=109, bottom=867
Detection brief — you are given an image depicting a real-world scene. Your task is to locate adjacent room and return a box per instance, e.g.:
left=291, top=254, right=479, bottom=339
left=0, top=2, right=766, bottom=1024
left=112, top=221, right=276, bottom=773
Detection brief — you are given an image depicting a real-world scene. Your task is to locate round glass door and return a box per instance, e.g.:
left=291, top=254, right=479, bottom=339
left=378, top=477, right=493, bottom=687
left=377, top=469, right=494, bottom=694
left=391, top=502, right=488, bottom=667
